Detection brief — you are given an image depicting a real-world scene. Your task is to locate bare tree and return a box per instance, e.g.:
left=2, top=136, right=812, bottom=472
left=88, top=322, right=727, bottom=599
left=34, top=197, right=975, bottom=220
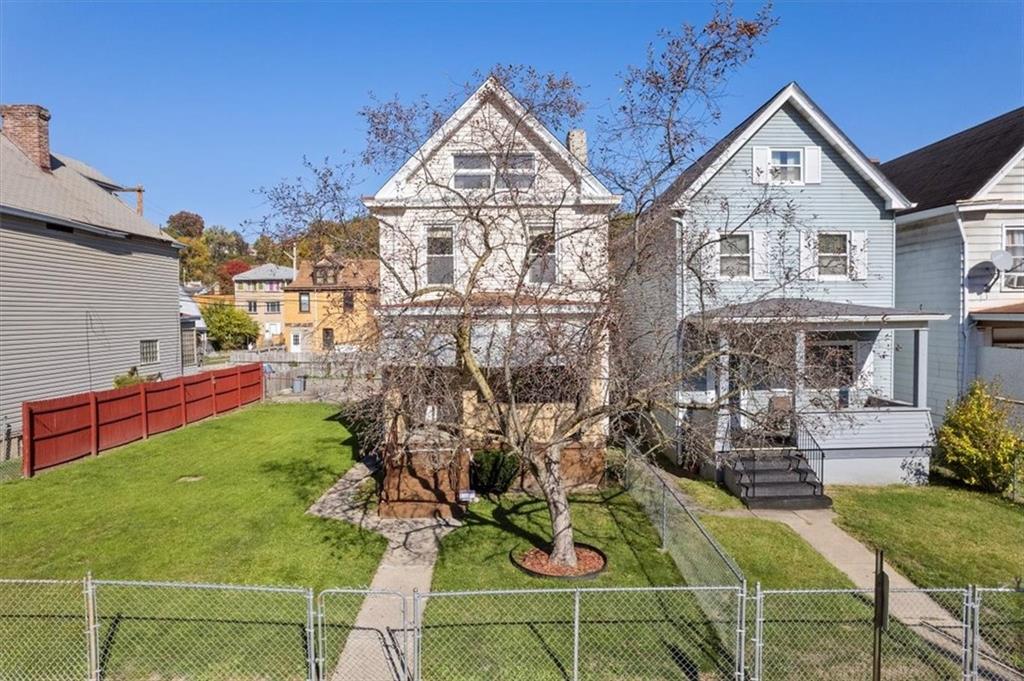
left=255, top=3, right=830, bottom=568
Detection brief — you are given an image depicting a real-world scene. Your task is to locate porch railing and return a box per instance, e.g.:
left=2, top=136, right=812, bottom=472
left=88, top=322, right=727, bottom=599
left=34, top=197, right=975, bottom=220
left=793, top=417, right=825, bottom=493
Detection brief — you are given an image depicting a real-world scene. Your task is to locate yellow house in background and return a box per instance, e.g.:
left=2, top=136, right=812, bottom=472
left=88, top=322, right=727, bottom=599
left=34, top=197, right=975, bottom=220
left=283, top=255, right=379, bottom=353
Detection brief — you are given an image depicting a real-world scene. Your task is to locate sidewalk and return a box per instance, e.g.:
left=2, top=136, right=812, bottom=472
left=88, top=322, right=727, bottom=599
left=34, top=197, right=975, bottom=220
left=309, top=460, right=458, bottom=681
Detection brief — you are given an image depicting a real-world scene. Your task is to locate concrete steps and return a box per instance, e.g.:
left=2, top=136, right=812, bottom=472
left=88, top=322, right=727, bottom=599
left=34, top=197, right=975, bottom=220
left=724, top=448, right=832, bottom=510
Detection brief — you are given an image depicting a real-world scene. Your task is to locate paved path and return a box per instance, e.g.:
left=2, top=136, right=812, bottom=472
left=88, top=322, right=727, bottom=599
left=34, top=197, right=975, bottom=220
left=309, top=460, right=459, bottom=681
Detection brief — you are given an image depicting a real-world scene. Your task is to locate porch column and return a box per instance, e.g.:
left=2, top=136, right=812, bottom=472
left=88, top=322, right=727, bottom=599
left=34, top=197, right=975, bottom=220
left=794, top=330, right=806, bottom=411
left=716, top=336, right=730, bottom=399
left=913, top=328, right=928, bottom=408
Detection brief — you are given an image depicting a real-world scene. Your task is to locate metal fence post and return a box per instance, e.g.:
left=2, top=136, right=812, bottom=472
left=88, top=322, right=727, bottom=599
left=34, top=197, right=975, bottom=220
left=83, top=573, right=99, bottom=681
left=970, top=586, right=981, bottom=681
left=304, top=588, right=316, bottom=681
left=960, top=587, right=971, bottom=681
left=316, top=592, right=326, bottom=681
left=572, top=589, right=581, bottom=681
left=660, top=482, right=668, bottom=548
left=735, top=582, right=746, bottom=681
left=413, top=589, right=422, bottom=681
left=753, top=583, right=764, bottom=681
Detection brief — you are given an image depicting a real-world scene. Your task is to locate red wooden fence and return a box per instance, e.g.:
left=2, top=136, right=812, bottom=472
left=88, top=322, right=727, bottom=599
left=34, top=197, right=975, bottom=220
left=21, top=363, right=263, bottom=477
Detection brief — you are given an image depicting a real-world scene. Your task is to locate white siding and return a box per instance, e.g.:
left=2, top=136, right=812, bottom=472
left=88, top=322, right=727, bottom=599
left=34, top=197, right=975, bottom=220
left=893, top=216, right=964, bottom=419
left=982, top=156, right=1024, bottom=202
left=963, top=210, right=1024, bottom=307
left=0, top=214, right=181, bottom=432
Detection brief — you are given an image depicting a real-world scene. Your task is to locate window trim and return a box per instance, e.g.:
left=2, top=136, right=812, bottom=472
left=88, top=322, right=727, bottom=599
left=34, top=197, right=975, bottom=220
left=246, top=300, right=258, bottom=314
left=768, top=147, right=804, bottom=186
left=139, top=339, right=160, bottom=366
left=527, top=219, right=558, bottom=285
left=342, top=290, right=355, bottom=313
left=265, top=301, right=281, bottom=314
left=451, top=151, right=537, bottom=191
left=1002, top=224, right=1024, bottom=291
left=816, top=231, right=851, bottom=281
left=426, top=224, right=456, bottom=286
left=298, top=292, right=311, bottom=313
left=719, top=231, right=753, bottom=280
left=805, top=339, right=858, bottom=390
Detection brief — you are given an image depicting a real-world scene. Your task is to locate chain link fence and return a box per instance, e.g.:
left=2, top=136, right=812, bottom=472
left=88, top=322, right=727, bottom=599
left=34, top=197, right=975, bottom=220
left=0, top=579, right=88, bottom=680
left=1, top=577, right=1020, bottom=680
left=413, top=585, right=744, bottom=681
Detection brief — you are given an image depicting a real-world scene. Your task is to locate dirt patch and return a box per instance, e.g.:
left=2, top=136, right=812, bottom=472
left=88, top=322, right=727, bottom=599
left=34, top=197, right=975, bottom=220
left=512, top=544, right=607, bottom=578
left=176, top=475, right=204, bottom=483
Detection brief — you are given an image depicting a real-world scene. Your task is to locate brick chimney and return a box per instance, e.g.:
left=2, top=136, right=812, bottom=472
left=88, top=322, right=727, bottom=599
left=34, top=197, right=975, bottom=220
left=566, top=129, right=588, bottom=168
left=1, top=104, right=52, bottom=171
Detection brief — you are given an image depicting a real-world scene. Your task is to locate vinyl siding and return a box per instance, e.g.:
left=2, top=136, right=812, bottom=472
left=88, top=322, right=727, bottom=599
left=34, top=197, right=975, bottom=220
left=983, top=156, right=1024, bottom=202
left=0, top=214, right=181, bottom=432
left=684, top=103, right=897, bottom=395
left=893, top=216, right=964, bottom=420
left=963, top=210, right=1024, bottom=306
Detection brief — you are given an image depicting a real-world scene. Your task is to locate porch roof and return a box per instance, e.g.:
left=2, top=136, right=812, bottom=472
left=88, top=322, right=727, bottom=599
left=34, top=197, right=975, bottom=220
left=971, top=302, right=1024, bottom=323
left=692, top=297, right=948, bottom=328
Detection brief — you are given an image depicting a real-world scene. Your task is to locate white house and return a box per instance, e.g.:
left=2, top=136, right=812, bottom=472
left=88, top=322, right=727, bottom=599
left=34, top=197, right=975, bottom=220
left=882, top=107, right=1024, bottom=422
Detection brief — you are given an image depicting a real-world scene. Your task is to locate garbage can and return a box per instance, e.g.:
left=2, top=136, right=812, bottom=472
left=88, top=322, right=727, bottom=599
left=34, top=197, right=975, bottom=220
left=292, top=375, right=306, bottom=393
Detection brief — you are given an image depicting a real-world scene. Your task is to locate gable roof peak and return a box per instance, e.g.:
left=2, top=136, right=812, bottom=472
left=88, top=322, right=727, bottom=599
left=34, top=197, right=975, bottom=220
left=661, top=81, right=912, bottom=211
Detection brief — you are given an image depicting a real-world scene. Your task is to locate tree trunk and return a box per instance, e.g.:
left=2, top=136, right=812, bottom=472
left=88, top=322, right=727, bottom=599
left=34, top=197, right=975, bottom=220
left=536, top=444, right=577, bottom=567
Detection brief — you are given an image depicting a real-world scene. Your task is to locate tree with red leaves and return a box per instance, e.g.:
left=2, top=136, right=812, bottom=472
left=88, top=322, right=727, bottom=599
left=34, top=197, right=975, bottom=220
left=216, top=259, right=252, bottom=294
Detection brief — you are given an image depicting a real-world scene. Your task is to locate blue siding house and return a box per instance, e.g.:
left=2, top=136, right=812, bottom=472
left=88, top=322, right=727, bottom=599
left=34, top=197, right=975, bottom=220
left=631, top=83, right=948, bottom=506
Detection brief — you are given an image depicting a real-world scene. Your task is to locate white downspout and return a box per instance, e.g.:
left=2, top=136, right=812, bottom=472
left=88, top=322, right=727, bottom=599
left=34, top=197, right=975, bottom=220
left=671, top=214, right=686, bottom=465
left=954, top=206, right=970, bottom=399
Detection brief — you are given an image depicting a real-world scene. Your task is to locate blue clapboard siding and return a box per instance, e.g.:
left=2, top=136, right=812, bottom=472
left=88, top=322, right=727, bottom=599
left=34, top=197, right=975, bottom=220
left=0, top=214, right=182, bottom=433
left=682, top=103, right=898, bottom=396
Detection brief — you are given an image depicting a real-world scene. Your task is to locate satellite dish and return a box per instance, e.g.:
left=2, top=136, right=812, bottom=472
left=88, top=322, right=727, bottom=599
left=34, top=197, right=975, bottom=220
left=991, top=250, right=1014, bottom=271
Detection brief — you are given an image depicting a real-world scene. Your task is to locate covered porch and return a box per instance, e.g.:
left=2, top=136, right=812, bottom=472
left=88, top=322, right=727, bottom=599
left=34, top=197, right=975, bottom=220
left=681, top=298, right=948, bottom=507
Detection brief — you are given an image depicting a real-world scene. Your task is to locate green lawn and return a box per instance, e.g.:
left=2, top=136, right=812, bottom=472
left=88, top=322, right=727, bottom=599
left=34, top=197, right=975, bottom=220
left=0, top=403, right=386, bottom=681
left=423, top=489, right=739, bottom=680
left=830, top=484, right=1023, bottom=589
left=700, top=515, right=852, bottom=589
left=675, top=477, right=745, bottom=512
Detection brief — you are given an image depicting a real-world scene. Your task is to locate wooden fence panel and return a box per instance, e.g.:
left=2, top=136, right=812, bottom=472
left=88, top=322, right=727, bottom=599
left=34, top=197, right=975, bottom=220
left=183, top=373, right=215, bottom=424
left=145, top=379, right=185, bottom=436
left=212, top=368, right=241, bottom=414
left=20, top=364, right=263, bottom=476
left=95, top=385, right=145, bottom=451
left=22, top=394, right=93, bottom=473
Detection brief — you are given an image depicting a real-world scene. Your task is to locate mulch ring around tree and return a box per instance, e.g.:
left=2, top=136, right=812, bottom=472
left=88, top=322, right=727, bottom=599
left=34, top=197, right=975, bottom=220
left=510, top=543, right=608, bottom=579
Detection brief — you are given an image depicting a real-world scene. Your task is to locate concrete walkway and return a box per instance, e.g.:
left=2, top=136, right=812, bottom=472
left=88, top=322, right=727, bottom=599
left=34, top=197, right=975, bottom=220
left=309, top=460, right=459, bottom=681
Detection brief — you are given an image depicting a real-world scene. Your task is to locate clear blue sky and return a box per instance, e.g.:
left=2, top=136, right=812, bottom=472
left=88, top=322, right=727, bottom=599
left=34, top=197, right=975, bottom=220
left=2, top=1, right=1022, bottom=235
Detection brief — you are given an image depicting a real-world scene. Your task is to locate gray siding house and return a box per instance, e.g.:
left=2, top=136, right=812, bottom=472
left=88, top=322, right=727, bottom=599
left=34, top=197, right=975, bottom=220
left=628, top=83, right=948, bottom=504
left=0, top=104, right=182, bottom=435
left=882, top=108, right=1024, bottom=423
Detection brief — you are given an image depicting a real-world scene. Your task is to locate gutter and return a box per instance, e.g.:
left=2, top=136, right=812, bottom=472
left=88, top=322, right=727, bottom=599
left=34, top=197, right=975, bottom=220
left=1, top=203, right=181, bottom=248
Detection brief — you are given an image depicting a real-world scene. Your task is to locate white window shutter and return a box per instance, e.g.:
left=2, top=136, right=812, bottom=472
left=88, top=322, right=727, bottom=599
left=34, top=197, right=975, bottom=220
left=751, top=146, right=769, bottom=185
left=804, top=146, right=822, bottom=184
left=752, top=231, right=770, bottom=280
left=850, top=231, right=867, bottom=280
left=799, top=231, right=818, bottom=280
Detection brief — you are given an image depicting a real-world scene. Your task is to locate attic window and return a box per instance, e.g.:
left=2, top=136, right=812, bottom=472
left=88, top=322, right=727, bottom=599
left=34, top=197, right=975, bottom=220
left=769, top=149, right=803, bottom=183
left=453, top=153, right=535, bottom=190
left=313, top=267, right=337, bottom=285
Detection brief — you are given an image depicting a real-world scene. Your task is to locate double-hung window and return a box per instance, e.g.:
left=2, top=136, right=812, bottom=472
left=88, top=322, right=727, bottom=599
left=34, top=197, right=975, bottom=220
left=342, top=291, right=355, bottom=312
left=299, top=292, right=310, bottom=313
left=769, top=149, right=803, bottom=183
left=139, top=340, right=159, bottom=365
left=427, top=225, right=455, bottom=285
left=247, top=300, right=258, bottom=314
left=453, top=154, right=492, bottom=189
left=265, top=301, right=281, bottom=314
left=1004, top=226, right=1024, bottom=289
left=806, top=340, right=856, bottom=390
left=313, top=267, right=337, bottom=285
left=817, top=233, right=850, bottom=278
left=496, top=154, right=536, bottom=190
left=719, top=233, right=751, bottom=278
left=528, top=221, right=556, bottom=284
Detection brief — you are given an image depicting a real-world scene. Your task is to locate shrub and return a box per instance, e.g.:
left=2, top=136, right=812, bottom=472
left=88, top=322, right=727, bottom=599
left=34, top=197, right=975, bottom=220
left=472, top=449, right=521, bottom=496
left=201, top=302, right=259, bottom=350
left=937, top=381, right=1024, bottom=492
left=113, top=370, right=145, bottom=389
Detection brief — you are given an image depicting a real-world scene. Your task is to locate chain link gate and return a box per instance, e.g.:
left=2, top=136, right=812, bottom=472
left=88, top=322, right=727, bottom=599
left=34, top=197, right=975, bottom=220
left=317, top=588, right=409, bottom=681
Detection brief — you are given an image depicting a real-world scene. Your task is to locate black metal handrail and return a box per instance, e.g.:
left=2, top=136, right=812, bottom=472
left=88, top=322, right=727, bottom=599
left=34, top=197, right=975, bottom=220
left=794, top=417, right=825, bottom=494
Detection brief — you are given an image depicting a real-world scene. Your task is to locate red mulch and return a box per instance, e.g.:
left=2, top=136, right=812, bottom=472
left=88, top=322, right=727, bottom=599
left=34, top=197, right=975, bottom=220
left=518, top=545, right=606, bottom=577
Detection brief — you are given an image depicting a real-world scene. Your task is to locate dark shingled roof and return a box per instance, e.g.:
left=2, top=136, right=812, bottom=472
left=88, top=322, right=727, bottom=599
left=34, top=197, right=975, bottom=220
left=692, top=297, right=946, bottom=321
left=881, top=107, right=1024, bottom=215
